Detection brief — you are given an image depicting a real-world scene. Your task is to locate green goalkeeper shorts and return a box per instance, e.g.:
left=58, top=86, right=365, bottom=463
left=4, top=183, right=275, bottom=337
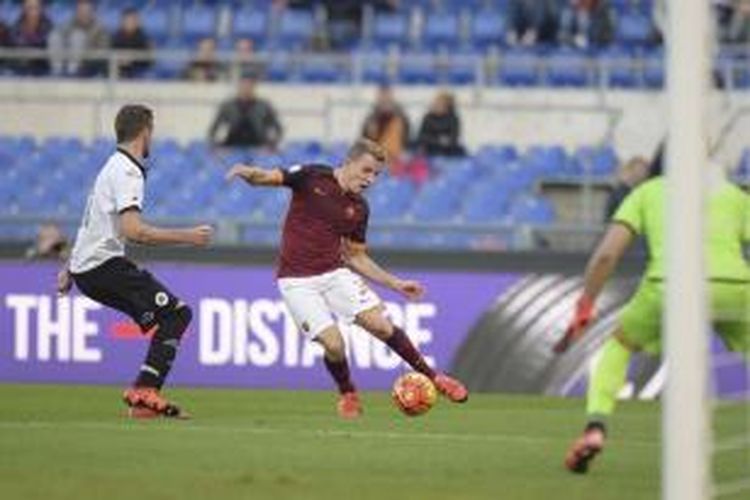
left=619, top=279, right=750, bottom=355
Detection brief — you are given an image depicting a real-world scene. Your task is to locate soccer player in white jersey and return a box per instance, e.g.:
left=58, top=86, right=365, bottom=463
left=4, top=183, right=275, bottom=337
left=57, top=104, right=213, bottom=418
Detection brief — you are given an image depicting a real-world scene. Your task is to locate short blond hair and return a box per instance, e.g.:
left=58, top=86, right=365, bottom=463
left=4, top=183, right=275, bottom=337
left=347, top=138, right=388, bottom=164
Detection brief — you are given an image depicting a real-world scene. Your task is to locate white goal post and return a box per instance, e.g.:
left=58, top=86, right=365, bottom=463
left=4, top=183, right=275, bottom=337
left=663, top=0, right=712, bottom=499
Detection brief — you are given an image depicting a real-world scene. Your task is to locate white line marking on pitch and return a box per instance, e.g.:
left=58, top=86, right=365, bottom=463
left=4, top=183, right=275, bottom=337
left=0, top=420, right=659, bottom=449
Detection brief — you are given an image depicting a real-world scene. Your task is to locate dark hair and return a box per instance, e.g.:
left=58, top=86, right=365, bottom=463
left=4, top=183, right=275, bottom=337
left=114, top=104, right=153, bottom=143
left=347, top=138, right=387, bottom=164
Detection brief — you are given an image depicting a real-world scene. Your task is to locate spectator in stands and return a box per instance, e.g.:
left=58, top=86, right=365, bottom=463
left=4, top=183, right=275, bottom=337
left=229, top=38, right=264, bottom=81
left=559, top=0, right=614, bottom=49
left=184, top=37, right=224, bottom=82
left=0, top=19, right=11, bottom=71
left=11, top=0, right=53, bottom=76
left=603, top=156, right=650, bottom=220
left=208, top=77, right=283, bottom=149
left=111, top=7, right=152, bottom=79
left=726, top=0, right=750, bottom=43
left=715, top=0, right=736, bottom=41
left=416, top=91, right=465, bottom=157
left=48, top=0, right=109, bottom=77
left=507, top=0, right=561, bottom=46
left=361, top=84, right=411, bottom=164
left=25, top=222, right=69, bottom=261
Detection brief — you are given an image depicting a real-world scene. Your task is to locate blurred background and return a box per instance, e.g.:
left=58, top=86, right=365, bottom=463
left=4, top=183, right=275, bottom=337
left=3, top=0, right=749, bottom=255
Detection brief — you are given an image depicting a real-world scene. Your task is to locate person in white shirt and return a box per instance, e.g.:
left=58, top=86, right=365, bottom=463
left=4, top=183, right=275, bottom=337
left=57, top=104, right=213, bottom=419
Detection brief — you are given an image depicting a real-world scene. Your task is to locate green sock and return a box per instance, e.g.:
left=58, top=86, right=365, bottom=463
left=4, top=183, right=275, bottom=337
left=586, top=337, right=632, bottom=421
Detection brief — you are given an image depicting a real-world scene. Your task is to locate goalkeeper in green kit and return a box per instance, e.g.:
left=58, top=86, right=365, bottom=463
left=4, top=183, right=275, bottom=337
left=553, top=163, right=750, bottom=474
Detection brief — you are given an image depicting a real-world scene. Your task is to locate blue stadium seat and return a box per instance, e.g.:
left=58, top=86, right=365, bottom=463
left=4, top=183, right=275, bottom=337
left=545, top=48, right=591, bottom=87
left=598, top=47, right=639, bottom=88
left=355, top=49, right=391, bottom=84
left=232, top=8, right=268, bottom=40
left=642, top=48, right=664, bottom=88
left=180, top=5, right=218, bottom=43
left=300, top=55, right=350, bottom=83
left=442, top=51, right=478, bottom=85
left=368, top=178, right=416, bottom=222
left=409, top=181, right=462, bottom=222
left=47, top=3, right=73, bottom=26
left=422, top=12, right=461, bottom=49
left=510, top=195, right=556, bottom=226
left=523, top=145, right=567, bottom=176
left=265, top=51, right=295, bottom=81
left=470, top=9, right=505, bottom=49
left=462, top=180, right=512, bottom=222
left=0, top=1, right=21, bottom=23
left=616, top=13, right=653, bottom=47
left=398, top=51, right=438, bottom=84
left=255, top=189, right=291, bottom=222
left=496, top=49, right=539, bottom=86
left=141, top=5, right=173, bottom=43
left=574, top=145, right=618, bottom=177
left=372, top=12, right=411, bottom=48
left=99, top=5, right=121, bottom=32
left=275, top=9, right=314, bottom=49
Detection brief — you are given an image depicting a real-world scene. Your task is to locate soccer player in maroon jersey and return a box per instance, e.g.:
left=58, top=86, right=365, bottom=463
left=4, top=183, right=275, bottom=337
left=226, top=138, right=468, bottom=418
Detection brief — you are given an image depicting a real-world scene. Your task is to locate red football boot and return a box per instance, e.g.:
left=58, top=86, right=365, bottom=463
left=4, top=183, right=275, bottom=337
left=337, top=392, right=362, bottom=419
left=564, top=427, right=605, bottom=474
left=122, top=387, right=190, bottom=420
left=433, top=374, right=469, bottom=403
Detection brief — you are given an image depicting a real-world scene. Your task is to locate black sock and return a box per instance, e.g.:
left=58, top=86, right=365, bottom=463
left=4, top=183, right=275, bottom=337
left=324, top=356, right=356, bottom=394
left=385, top=326, right=436, bottom=379
left=134, top=307, right=192, bottom=389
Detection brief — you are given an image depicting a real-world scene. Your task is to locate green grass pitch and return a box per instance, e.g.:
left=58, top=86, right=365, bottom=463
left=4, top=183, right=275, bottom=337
left=0, top=384, right=746, bottom=500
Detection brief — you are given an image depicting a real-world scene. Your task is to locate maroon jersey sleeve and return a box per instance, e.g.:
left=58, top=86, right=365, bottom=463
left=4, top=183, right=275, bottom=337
left=349, top=200, right=370, bottom=244
left=281, top=164, right=309, bottom=190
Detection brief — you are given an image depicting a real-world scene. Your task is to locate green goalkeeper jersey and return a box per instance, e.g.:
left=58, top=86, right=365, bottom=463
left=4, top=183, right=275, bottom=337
left=612, top=176, right=750, bottom=281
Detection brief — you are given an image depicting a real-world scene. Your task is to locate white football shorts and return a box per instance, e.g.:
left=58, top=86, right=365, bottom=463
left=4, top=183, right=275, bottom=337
left=277, top=267, right=381, bottom=339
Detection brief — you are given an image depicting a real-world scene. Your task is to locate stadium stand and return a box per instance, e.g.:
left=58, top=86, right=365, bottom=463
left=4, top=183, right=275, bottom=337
left=0, top=134, right=631, bottom=249
left=5, top=0, right=746, bottom=89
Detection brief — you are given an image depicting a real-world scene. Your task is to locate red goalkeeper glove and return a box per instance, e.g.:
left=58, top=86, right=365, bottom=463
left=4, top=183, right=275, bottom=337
left=553, top=294, right=596, bottom=354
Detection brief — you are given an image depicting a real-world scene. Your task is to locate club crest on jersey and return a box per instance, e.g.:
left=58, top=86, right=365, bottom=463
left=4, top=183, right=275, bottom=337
left=155, top=291, right=169, bottom=307
left=301, top=321, right=310, bottom=333
left=345, top=206, right=355, bottom=219
left=314, top=187, right=327, bottom=196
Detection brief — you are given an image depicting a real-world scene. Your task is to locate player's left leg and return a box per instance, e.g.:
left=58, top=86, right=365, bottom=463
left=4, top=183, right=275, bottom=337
left=565, top=331, right=634, bottom=473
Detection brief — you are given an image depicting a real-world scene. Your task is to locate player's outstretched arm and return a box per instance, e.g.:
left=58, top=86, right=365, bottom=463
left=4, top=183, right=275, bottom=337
left=119, top=209, right=213, bottom=247
left=225, top=164, right=283, bottom=186
left=553, top=223, right=634, bottom=353
left=342, top=239, right=424, bottom=301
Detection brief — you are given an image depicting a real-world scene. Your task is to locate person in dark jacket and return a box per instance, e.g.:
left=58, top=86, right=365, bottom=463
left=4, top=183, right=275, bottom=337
left=11, top=0, right=54, bottom=75
left=416, top=91, right=465, bottom=157
left=111, top=7, right=152, bottom=78
left=208, top=77, right=283, bottom=149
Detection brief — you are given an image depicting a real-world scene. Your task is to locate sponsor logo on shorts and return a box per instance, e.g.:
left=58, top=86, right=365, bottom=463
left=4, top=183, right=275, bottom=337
left=155, top=292, right=169, bottom=307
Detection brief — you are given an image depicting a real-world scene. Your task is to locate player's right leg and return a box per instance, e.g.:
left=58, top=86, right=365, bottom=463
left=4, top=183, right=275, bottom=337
left=278, top=275, right=362, bottom=419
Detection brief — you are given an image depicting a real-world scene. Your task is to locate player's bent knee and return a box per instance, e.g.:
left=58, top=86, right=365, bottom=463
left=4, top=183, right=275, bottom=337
left=158, top=304, right=192, bottom=341
left=357, top=312, right=393, bottom=340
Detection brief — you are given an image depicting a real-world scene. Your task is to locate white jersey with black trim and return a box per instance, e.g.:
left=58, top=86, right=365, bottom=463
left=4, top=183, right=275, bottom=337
left=69, top=149, right=146, bottom=274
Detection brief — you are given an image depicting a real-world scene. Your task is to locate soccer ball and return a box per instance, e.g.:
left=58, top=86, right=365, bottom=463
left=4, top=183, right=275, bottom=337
left=391, top=372, right=437, bottom=417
